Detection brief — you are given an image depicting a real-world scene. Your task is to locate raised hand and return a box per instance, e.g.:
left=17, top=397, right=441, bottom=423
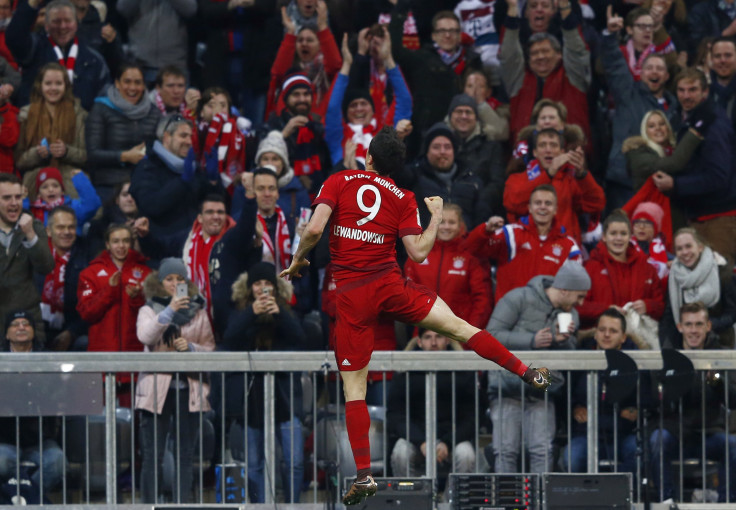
left=340, top=33, right=353, bottom=72
left=606, top=5, right=624, bottom=33
left=281, top=6, right=296, bottom=34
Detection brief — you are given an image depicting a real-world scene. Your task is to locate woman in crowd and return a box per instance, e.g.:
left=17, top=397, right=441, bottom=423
left=15, top=62, right=86, bottom=200
left=136, top=258, right=215, bottom=504
left=220, top=262, right=305, bottom=504
left=266, top=0, right=340, bottom=119
left=659, top=228, right=736, bottom=348
left=88, top=181, right=145, bottom=255
left=86, top=62, right=161, bottom=203
left=404, top=203, right=492, bottom=330
left=578, top=209, right=665, bottom=327
left=511, top=99, right=584, bottom=164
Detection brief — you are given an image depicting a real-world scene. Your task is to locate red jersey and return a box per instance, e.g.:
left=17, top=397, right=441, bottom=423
left=315, top=170, right=422, bottom=279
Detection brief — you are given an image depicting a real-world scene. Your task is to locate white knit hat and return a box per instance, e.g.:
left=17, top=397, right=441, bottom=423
left=256, top=130, right=291, bottom=173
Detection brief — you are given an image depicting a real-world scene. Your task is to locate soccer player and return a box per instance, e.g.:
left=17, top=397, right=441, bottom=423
left=280, top=127, right=551, bottom=505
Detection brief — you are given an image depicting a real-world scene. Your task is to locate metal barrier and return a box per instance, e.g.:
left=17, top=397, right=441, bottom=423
left=0, top=349, right=733, bottom=508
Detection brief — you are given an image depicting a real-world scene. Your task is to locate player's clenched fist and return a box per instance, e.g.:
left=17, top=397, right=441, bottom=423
left=424, top=196, right=443, bottom=216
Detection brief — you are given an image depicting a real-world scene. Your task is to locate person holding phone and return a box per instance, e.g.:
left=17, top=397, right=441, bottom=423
left=135, top=257, right=215, bottom=503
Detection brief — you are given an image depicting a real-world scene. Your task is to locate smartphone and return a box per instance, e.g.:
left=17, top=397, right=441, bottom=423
left=262, top=287, right=272, bottom=297
left=176, top=282, right=188, bottom=298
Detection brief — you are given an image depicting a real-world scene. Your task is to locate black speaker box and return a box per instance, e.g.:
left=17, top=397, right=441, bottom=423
left=542, top=473, right=632, bottom=510
left=342, top=477, right=433, bottom=509
left=449, top=473, right=540, bottom=510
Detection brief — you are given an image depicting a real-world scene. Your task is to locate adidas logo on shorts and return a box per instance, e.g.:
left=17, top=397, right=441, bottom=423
left=342, top=359, right=351, bottom=366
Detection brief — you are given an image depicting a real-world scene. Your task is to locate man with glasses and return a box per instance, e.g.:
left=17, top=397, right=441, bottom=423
left=388, top=9, right=482, bottom=157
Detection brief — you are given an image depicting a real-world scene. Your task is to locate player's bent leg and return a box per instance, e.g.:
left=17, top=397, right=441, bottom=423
left=416, top=296, right=479, bottom=343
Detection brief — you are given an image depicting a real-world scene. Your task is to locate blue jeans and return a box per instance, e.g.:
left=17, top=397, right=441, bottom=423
left=650, top=428, right=736, bottom=502
left=562, top=434, right=638, bottom=474
left=230, top=419, right=304, bottom=503
left=0, top=439, right=66, bottom=491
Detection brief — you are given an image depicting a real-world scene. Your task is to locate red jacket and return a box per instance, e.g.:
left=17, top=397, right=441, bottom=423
left=578, top=243, right=665, bottom=326
left=404, top=236, right=492, bottom=329
left=503, top=159, right=605, bottom=243
left=77, top=249, right=151, bottom=353
left=0, top=102, right=19, bottom=173
left=463, top=217, right=582, bottom=302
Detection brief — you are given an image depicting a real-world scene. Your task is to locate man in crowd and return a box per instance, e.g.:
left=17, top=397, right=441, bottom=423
left=150, top=65, right=194, bottom=115
left=6, top=0, right=110, bottom=110
left=487, top=260, right=589, bottom=474
left=653, top=68, right=736, bottom=268
left=504, top=128, right=605, bottom=243
left=0, top=174, right=54, bottom=344
left=72, top=0, right=123, bottom=76
left=388, top=328, right=476, bottom=479
left=254, top=167, right=291, bottom=275
left=500, top=0, right=590, bottom=144
left=710, top=37, right=736, bottom=128
left=464, top=184, right=582, bottom=301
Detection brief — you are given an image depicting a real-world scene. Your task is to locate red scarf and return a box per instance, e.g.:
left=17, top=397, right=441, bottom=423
left=258, top=207, right=291, bottom=272
left=30, top=196, right=65, bottom=222
left=343, top=119, right=379, bottom=167
left=369, top=62, right=396, bottom=127
left=49, top=36, right=78, bottom=83
left=41, top=246, right=70, bottom=328
left=202, top=112, right=246, bottom=189
left=293, top=125, right=322, bottom=177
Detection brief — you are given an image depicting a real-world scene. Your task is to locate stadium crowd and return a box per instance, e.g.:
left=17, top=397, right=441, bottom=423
left=1, top=0, right=736, bottom=504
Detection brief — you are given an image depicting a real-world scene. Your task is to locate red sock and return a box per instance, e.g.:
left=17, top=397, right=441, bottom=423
left=345, top=400, right=372, bottom=480
left=467, top=330, right=528, bottom=377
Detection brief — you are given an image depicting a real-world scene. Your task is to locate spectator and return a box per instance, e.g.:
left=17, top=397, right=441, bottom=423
left=512, top=98, right=585, bottom=164
left=688, top=0, right=736, bottom=55
left=443, top=94, right=504, bottom=207
left=86, top=180, right=146, bottom=256
left=652, top=68, right=736, bottom=268
left=325, top=28, right=412, bottom=170
left=399, top=122, right=490, bottom=230
left=389, top=8, right=482, bottom=157
left=464, top=184, right=582, bottom=301
left=0, top=0, right=17, bottom=71
left=6, top=0, right=111, bottom=111
left=149, top=65, right=196, bottom=115
left=181, top=194, right=235, bottom=322
left=562, top=309, right=644, bottom=473
left=577, top=210, right=664, bottom=326
left=602, top=7, right=676, bottom=209
left=40, top=206, right=90, bottom=351
left=23, top=167, right=100, bottom=233
left=0, top=311, right=66, bottom=498
left=136, top=257, right=214, bottom=504
left=616, top=7, right=677, bottom=80
left=388, top=328, right=476, bottom=479
left=72, top=0, right=123, bottom=76
left=86, top=62, right=161, bottom=203
left=461, top=68, right=510, bottom=142
left=253, top=167, right=291, bottom=274
left=504, top=128, right=604, bottom=243
left=487, top=260, right=589, bottom=473
left=0, top=79, right=18, bottom=174
left=709, top=37, right=736, bottom=128
left=0, top=54, right=19, bottom=106
left=116, top=0, right=197, bottom=86
left=200, top=0, right=281, bottom=124
left=499, top=0, right=590, bottom=146
left=16, top=62, right=87, bottom=199
left=266, top=0, right=340, bottom=120
left=659, top=228, right=736, bottom=349
left=631, top=202, right=670, bottom=284
left=190, top=87, right=246, bottom=192
left=261, top=73, right=329, bottom=195
left=650, top=302, right=736, bottom=503
left=220, top=261, right=305, bottom=503
left=404, top=203, right=492, bottom=330
left=0, top=174, right=54, bottom=343
left=128, top=114, right=222, bottom=247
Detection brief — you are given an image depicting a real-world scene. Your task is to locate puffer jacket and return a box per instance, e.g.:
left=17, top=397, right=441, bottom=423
left=76, top=249, right=150, bottom=353
left=404, top=235, right=492, bottom=329
left=578, top=243, right=665, bottom=326
left=85, top=97, right=161, bottom=187
left=135, top=274, right=215, bottom=414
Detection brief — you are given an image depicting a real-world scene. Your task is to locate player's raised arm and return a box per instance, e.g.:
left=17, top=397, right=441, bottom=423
left=402, top=196, right=443, bottom=263
left=280, top=203, right=333, bottom=279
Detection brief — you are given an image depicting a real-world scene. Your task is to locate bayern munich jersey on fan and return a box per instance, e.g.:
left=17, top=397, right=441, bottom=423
left=314, top=170, right=423, bottom=277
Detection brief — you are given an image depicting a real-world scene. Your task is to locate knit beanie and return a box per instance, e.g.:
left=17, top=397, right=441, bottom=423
left=4, top=310, right=34, bottom=335
left=255, top=131, right=291, bottom=172
left=632, top=202, right=664, bottom=236
left=342, top=88, right=375, bottom=121
left=422, top=122, right=458, bottom=156
left=36, top=167, right=64, bottom=193
left=552, top=260, right=591, bottom=291
left=280, top=73, right=313, bottom=102
left=158, top=257, right=188, bottom=283
left=248, top=262, right=278, bottom=287
left=447, top=93, right=478, bottom=118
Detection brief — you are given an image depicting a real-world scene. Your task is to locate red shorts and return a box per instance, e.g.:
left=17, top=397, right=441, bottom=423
left=334, top=268, right=437, bottom=371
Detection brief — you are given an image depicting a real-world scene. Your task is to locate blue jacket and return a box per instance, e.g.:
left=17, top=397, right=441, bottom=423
left=23, top=172, right=102, bottom=235
left=6, top=0, right=111, bottom=111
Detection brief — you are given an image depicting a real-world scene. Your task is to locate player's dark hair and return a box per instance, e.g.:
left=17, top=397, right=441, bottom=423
left=598, top=308, right=627, bottom=334
left=367, top=126, right=405, bottom=176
